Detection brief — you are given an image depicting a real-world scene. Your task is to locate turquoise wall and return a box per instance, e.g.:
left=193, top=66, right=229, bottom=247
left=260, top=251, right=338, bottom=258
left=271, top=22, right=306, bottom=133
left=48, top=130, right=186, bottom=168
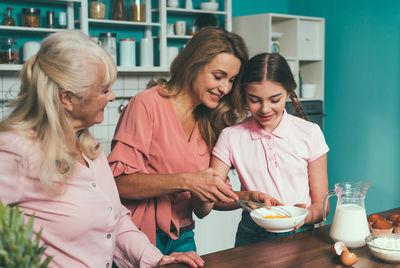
left=232, top=0, right=400, bottom=219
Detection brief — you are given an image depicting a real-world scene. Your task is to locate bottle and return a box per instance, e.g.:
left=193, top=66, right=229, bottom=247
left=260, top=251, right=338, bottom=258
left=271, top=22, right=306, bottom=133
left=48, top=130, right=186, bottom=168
left=46, top=10, right=55, bottom=28
left=130, top=0, right=145, bottom=22
left=113, top=0, right=126, bottom=20
left=99, top=33, right=117, bottom=63
left=0, top=38, right=19, bottom=64
left=58, top=11, right=67, bottom=28
left=2, top=7, right=16, bottom=26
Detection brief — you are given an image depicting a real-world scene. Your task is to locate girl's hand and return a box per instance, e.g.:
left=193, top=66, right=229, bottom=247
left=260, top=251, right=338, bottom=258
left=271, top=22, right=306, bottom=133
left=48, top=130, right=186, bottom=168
left=159, top=251, right=205, bottom=268
left=248, top=191, right=283, bottom=206
left=293, top=203, right=308, bottom=230
left=187, top=168, right=238, bottom=203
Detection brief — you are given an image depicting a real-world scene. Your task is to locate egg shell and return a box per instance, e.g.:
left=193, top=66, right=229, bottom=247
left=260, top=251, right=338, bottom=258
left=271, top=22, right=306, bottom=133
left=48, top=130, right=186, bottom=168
left=340, top=250, right=358, bottom=266
left=331, top=241, right=347, bottom=257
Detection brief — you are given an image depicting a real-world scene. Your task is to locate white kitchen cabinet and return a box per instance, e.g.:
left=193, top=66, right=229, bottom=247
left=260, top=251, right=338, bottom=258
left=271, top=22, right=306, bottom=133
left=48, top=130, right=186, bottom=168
left=233, top=13, right=325, bottom=101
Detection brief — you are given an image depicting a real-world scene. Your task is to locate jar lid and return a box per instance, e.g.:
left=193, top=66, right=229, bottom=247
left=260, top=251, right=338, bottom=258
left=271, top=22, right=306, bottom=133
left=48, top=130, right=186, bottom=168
left=1, top=38, right=17, bottom=46
left=120, top=38, right=135, bottom=41
left=100, top=33, right=117, bottom=38
left=22, top=8, right=41, bottom=15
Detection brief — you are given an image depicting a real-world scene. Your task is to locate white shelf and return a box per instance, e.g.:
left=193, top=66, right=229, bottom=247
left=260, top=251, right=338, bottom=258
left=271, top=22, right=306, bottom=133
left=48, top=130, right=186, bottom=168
left=87, top=18, right=161, bottom=28
left=0, top=25, right=61, bottom=34
left=166, top=7, right=227, bottom=15
left=117, top=66, right=169, bottom=73
left=0, top=64, right=22, bottom=71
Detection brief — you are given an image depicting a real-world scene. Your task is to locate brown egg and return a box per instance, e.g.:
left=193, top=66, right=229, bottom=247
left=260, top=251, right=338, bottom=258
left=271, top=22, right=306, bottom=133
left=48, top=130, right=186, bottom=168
left=340, top=250, right=358, bottom=266
left=331, top=241, right=347, bottom=257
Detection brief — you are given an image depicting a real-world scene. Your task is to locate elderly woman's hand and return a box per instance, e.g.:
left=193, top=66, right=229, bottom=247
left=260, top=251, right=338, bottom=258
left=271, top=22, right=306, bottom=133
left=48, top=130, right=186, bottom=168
left=187, top=168, right=238, bottom=203
left=159, top=251, right=204, bottom=267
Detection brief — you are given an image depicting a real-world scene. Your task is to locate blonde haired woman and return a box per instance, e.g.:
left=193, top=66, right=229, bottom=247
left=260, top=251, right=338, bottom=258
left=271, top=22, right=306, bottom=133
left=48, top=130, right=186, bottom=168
left=0, top=30, right=203, bottom=268
left=108, top=27, right=249, bottom=254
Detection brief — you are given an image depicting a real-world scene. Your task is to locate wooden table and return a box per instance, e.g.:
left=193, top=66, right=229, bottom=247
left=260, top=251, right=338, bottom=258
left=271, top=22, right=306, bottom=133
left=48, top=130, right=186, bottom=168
left=161, top=207, right=399, bottom=268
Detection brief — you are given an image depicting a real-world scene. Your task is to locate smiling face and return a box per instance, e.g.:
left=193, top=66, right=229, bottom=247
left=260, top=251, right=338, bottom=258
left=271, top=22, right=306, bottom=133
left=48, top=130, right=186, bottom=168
left=246, top=79, right=289, bottom=133
left=68, top=66, right=116, bottom=131
left=191, top=52, right=241, bottom=109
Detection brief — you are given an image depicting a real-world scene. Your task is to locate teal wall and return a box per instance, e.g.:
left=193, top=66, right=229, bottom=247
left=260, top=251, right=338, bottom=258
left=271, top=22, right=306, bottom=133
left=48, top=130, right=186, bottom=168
left=232, top=0, right=400, bottom=220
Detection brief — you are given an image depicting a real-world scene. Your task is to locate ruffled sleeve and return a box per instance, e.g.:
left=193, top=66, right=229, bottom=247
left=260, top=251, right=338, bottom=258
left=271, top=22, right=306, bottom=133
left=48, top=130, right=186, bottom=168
left=108, top=95, right=153, bottom=176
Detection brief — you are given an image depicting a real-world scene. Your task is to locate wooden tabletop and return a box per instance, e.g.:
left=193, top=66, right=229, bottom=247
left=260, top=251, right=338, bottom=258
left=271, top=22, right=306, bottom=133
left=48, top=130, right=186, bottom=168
left=160, top=207, right=400, bottom=268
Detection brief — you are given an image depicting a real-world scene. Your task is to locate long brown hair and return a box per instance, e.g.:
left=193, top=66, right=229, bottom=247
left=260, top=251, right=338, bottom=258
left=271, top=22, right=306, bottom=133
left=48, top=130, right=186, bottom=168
left=236, top=53, right=306, bottom=120
left=156, top=27, right=248, bottom=151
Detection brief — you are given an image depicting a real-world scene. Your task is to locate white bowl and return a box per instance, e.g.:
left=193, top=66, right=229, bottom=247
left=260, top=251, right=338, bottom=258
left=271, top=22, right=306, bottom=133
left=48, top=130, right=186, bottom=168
left=250, top=206, right=308, bottom=233
left=199, top=2, right=219, bottom=11
left=366, top=234, right=400, bottom=263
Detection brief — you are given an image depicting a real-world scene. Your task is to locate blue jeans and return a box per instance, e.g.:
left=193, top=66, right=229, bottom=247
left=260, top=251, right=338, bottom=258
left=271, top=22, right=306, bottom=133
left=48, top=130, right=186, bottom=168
left=235, top=210, right=314, bottom=247
left=156, top=229, right=196, bottom=255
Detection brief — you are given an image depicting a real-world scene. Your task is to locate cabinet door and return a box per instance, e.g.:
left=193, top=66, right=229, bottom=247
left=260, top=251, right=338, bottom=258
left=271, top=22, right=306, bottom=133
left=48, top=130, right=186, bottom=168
left=298, top=19, right=323, bottom=60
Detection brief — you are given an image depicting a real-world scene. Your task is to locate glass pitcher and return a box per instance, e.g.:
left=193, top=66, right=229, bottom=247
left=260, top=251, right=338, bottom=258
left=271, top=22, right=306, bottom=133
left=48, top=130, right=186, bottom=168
left=323, top=181, right=371, bottom=248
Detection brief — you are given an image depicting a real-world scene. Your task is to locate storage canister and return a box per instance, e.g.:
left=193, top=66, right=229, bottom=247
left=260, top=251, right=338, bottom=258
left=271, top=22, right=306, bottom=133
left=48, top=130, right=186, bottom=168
left=89, top=0, right=106, bottom=19
left=46, top=10, right=55, bottom=28
left=99, top=33, right=117, bottom=63
left=140, top=37, right=153, bottom=67
left=58, top=11, right=67, bottom=28
left=0, top=38, right=19, bottom=64
left=130, top=0, right=145, bottom=22
left=23, top=41, right=41, bottom=62
left=119, top=38, right=136, bottom=67
left=22, top=8, right=40, bottom=27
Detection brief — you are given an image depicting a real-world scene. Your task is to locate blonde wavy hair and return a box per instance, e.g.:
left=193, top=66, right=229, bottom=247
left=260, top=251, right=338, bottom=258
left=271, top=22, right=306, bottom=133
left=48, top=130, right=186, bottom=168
left=0, top=30, right=116, bottom=189
left=154, top=27, right=248, bottom=151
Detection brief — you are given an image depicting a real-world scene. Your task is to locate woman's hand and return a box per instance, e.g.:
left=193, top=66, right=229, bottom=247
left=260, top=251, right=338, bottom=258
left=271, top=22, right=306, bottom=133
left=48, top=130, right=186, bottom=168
left=186, top=168, right=238, bottom=203
left=159, top=251, right=205, bottom=268
left=293, top=203, right=307, bottom=231
left=247, top=191, right=283, bottom=206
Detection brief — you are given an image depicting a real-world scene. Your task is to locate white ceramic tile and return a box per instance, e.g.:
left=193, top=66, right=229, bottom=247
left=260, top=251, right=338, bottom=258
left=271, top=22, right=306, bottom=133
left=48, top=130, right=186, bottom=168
left=113, top=75, right=124, bottom=90
left=108, top=105, right=121, bottom=126
left=2, top=75, right=20, bottom=99
left=138, top=75, right=151, bottom=90
left=124, top=75, right=139, bottom=90
left=92, top=125, right=109, bottom=140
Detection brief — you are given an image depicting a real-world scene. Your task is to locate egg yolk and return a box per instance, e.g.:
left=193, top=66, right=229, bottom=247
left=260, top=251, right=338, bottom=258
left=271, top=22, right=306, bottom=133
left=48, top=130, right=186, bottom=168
left=264, top=214, right=290, bottom=219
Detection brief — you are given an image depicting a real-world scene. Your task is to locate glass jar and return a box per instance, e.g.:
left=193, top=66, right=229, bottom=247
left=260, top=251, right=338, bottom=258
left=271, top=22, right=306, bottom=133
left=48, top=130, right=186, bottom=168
left=46, top=10, right=55, bottom=28
left=99, top=33, right=117, bottom=63
left=2, top=7, right=16, bottom=26
left=22, top=8, right=40, bottom=27
left=112, top=0, right=126, bottom=20
left=130, top=0, right=145, bottom=22
left=89, top=0, right=106, bottom=19
left=0, top=38, right=19, bottom=64
left=58, top=11, right=67, bottom=28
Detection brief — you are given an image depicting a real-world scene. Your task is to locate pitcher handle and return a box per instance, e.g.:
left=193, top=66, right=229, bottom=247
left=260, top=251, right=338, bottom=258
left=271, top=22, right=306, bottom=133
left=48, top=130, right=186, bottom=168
left=323, top=190, right=335, bottom=221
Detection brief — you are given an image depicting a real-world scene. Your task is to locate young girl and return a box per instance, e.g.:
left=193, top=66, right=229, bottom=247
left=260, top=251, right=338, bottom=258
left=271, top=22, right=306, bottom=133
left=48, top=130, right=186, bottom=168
left=210, top=53, right=329, bottom=247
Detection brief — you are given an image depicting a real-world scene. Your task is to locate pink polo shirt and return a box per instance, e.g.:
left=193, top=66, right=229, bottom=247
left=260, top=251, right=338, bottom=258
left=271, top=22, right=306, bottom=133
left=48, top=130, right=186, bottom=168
left=212, top=111, right=329, bottom=207
left=108, top=86, right=210, bottom=244
left=0, top=132, right=163, bottom=268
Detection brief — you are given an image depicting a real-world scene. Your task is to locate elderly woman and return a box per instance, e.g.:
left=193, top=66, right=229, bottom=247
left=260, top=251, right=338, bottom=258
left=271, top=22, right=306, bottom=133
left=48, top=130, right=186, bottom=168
left=0, top=30, right=203, bottom=268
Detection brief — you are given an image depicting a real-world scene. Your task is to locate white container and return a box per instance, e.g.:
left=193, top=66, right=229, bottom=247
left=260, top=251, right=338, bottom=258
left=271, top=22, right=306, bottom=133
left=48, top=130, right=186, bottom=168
left=23, top=41, right=40, bottom=62
left=167, top=46, right=179, bottom=66
left=167, top=0, right=179, bottom=8
left=302, top=83, right=316, bottom=98
left=140, top=37, right=153, bottom=67
left=119, top=38, right=136, bottom=67
left=185, top=0, right=193, bottom=9
left=99, top=33, right=117, bottom=63
left=175, top=21, right=186, bottom=36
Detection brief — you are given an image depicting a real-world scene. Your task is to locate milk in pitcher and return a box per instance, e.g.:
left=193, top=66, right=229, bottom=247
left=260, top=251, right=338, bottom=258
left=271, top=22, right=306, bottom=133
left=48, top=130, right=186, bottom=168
left=329, top=204, right=370, bottom=248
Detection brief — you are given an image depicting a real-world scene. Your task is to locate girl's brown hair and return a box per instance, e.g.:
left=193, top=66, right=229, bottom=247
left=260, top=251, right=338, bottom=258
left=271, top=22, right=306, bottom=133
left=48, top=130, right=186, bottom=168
left=235, top=52, right=306, bottom=120
left=156, top=27, right=248, bottom=151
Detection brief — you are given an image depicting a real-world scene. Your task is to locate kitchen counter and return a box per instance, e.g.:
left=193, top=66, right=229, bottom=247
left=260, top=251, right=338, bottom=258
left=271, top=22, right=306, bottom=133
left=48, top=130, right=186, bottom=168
left=160, top=207, right=400, bottom=268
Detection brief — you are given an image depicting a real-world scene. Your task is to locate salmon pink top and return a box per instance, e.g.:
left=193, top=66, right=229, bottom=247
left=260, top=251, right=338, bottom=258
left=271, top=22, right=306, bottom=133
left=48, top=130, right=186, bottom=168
left=212, top=111, right=329, bottom=207
left=0, top=132, right=163, bottom=268
left=108, top=86, right=210, bottom=245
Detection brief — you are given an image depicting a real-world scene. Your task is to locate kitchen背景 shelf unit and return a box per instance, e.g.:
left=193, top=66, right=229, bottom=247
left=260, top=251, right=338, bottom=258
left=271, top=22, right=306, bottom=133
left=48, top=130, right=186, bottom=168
left=233, top=13, right=325, bottom=102
left=0, top=0, right=232, bottom=73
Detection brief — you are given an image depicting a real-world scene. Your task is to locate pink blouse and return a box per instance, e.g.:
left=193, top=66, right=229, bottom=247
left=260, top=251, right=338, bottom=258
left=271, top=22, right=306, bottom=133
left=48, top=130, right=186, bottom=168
left=0, top=132, right=163, bottom=268
left=108, top=86, right=210, bottom=245
left=213, top=111, right=329, bottom=207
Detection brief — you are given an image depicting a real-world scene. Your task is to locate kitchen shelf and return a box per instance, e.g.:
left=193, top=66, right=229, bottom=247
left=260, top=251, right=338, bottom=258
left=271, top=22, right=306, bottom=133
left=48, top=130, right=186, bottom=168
left=0, top=64, right=22, bottom=71
left=87, top=18, right=161, bottom=28
left=0, top=25, right=61, bottom=34
left=117, top=66, right=169, bottom=73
